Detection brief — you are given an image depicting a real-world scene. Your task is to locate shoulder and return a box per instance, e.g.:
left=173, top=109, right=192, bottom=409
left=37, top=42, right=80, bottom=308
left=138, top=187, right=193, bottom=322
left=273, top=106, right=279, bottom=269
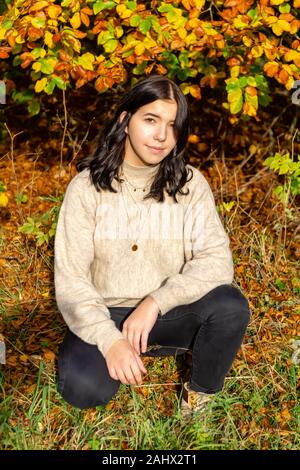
left=67, top=168, right=92, bottom=188
left=64, top=168, right=95, bottom=196
left=184, top=164, right=211, bottom=194
left=62, top=168, right=98, bottom=206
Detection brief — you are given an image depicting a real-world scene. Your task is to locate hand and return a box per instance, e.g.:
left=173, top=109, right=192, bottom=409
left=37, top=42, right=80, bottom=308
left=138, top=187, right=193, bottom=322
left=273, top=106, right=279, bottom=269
left=105, top=338, right=147, bottom=385
left=122, top=296, right=160, bottom=355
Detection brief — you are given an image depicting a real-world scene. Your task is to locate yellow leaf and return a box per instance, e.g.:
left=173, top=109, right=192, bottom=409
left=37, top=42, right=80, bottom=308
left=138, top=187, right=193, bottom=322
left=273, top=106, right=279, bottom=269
left=242, top=36, right=253, bottom=47
left=230, top=66, right=240, bottom=78
left=202, top=23, right=218, bottom=35
left=47, top=5, right=62, bottom=19
left=135, top=43, right=145, bottom=56
left=96, top=55, right=105, bottom=63
left=35, top=77, right=47, bottom=93
left=272, top=22, right=283, bottom=36
left=70, top=12, right=81, bottom=29
left=265, top=16, right=277, bottom=25
left=144, top=35, right=156, bottom=48
left=32, top=62, right=41, bottom=72
left=29, top=1, right=48, bottom=12
left=115, top=26, right=123, bottom=38
left=188, top=18, right=201, bottom=28
left=44, top=31, right=53, bottom=48
left=185, top=32, right=197, bottom=46
left=285, top=75, right=295, bottom=90
left=194, top=0, right=206, bottom=9
left=277, top=19, right=291, bottom=32
left=177, top=27, right=187, bottom=39
left=15, top=34, right=25, bottom=44
left=0, top=192, right=8, bottom=207
left=251, top=46, right=263, bottom=58
left=116, top=5, right=132, bottom=19
left=0, top=27, right=7, bottom=40
left=233, top=17, right=249, bottom=30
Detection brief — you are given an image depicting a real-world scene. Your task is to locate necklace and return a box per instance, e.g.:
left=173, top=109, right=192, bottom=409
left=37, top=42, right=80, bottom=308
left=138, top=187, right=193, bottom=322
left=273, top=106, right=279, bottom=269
left=119, top=171, right=154, bottom=251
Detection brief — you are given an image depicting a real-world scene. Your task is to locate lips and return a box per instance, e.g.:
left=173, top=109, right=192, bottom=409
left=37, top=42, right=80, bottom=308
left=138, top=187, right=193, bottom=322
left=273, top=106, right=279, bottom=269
left=148, top=145, right=164, bottom=151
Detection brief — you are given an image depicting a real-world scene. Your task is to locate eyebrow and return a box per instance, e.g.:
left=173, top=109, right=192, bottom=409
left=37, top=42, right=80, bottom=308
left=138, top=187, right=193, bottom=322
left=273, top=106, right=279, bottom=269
left=143, top=112, right=175, bottom=123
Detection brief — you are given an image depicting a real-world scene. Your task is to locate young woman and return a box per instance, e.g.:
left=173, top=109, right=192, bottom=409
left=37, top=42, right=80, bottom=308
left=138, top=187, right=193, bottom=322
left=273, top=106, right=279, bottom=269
left=54, top=74, right=250, bottom=415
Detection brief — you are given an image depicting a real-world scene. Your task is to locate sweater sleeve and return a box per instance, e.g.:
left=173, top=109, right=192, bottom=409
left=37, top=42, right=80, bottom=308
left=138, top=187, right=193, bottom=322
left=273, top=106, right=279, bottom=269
left=148, top=171, right=234, bottom=315
left=54, top=171, right=124, bottom=357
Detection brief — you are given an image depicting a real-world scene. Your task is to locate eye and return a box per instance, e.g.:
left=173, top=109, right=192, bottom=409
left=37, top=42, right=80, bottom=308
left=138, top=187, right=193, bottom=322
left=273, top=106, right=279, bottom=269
left=145, top=118, right=155, bottom=123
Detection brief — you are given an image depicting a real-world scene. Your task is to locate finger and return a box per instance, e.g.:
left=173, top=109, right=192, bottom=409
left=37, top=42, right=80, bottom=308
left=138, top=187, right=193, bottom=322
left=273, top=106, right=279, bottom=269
left=130, top=361, right=143, bottom=385
left=117, top=369, right=130, bottom=385
left=135, top=354, right=147, bottom=374
left=127, top=330, right=134, bottom=350
left=140, top=331, right=148, bottom=354
left=108, top=366, right=118, bottom=381
left=133, top=332, right=141, bottom=356
left=124, top=364, right=139, bottom=385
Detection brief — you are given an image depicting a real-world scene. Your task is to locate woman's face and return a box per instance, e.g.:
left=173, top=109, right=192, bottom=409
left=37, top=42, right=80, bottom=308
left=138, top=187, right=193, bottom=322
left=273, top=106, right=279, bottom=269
left=119, top=99, right=178, bottom=167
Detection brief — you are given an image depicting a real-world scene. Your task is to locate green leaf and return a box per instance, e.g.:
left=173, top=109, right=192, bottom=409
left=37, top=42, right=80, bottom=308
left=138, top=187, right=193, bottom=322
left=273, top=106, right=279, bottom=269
left=279, top=3, right=290, bottom=13
left=52, top=76, right=66, bottom=90
left=1, top=19, right=13, bottom=30
left=40, top=58, right=55, bottom=74
left=238, top=76, right=248, bottom=88
left=78, top=52, right=95, bottom=71
left=11, top=89, right=34, bottom=104
left=11, top=44, right=22, bottom=54
left=31, top=17, right=46, bottom=29
left=15, top=193, right=28, bottom=204
left=28, top=100, right=40, bottom=116
left=103, top=39, right=117, bottom=53
left=44, top=79, right=56, bottom=95
left=247, top=76, right=256, bottom=86
left=31, top=48, right=45, bottom=59
left=126, top=0, right=137, bottom=10
left=93, top=0, right=116, bottom=14
left=247, top=7, right=258, bottom=20
left=139, top=18, right=152, bottom=34
left=130, top=14, right=140, bottom=27
left=228, top=88, right=243, bottom=114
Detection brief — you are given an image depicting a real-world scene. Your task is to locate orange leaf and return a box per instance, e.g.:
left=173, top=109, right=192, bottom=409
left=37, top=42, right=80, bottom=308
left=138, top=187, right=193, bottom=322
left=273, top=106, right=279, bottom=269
left=263, top=61, right=279, bottom=77
left=43, top=350, right=56, bottom=362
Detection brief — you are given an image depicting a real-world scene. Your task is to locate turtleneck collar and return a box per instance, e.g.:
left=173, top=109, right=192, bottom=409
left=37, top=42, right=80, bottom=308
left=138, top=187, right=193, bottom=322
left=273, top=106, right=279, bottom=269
left=120, top=158, right=161, bottom=184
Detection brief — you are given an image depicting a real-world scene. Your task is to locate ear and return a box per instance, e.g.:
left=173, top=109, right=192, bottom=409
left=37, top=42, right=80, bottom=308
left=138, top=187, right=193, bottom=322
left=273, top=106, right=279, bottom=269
left=119, top=111, right=128, bottom=134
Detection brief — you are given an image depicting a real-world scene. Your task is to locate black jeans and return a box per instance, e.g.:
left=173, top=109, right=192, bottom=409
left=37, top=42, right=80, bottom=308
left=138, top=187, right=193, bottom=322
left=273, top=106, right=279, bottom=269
left=57, top=284, right=250, bottom=409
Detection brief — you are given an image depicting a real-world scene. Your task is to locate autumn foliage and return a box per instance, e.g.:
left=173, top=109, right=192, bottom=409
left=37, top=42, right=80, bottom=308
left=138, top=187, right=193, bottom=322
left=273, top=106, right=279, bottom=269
left=0, top=0, right=300, bottom=121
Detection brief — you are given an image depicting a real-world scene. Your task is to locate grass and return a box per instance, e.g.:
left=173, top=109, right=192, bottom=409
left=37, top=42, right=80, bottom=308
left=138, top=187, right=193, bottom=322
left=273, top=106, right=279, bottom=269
left=0, top=330, right=298, bottom=449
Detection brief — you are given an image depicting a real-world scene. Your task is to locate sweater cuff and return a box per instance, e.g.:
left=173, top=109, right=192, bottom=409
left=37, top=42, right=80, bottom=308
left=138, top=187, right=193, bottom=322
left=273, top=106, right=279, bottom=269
left=96, top=328, right=125, bottom=358
left=148, top=291, right=177, bottom=316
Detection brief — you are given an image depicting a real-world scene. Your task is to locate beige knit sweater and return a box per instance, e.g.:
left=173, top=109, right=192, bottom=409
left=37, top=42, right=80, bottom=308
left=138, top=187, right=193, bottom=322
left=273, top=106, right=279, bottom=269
left=54, top=159, right=234, bottom=357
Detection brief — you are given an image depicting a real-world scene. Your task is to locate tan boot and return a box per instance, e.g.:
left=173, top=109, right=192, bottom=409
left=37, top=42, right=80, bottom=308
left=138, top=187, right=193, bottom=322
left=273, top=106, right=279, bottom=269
left=180, top=381, right=215, bottom=419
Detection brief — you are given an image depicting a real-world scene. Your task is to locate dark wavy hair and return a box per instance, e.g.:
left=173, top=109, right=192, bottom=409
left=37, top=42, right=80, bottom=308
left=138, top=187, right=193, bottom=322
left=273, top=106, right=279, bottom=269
left=76, top=74, right=193, bottom=203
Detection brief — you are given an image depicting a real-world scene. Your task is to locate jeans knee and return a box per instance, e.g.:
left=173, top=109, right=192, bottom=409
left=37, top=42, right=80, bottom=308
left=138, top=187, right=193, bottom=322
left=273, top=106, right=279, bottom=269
left=57, top=369, right=119, bottom=410
left=212, top=284, right=250, bottom=317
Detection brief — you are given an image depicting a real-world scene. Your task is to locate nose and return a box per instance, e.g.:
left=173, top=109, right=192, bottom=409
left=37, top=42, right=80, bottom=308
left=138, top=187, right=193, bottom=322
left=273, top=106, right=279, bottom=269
left=154, top=125, right=168, bottom=142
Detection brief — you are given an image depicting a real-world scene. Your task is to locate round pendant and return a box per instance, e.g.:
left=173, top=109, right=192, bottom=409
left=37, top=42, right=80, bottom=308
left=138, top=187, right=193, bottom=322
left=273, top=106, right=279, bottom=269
left=132, top=244, right=138, bottom=251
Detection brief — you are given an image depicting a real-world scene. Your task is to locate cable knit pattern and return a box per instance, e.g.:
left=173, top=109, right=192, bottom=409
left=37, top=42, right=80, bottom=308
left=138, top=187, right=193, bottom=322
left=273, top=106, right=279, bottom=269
left=54, top=160, right=234, bottom=357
